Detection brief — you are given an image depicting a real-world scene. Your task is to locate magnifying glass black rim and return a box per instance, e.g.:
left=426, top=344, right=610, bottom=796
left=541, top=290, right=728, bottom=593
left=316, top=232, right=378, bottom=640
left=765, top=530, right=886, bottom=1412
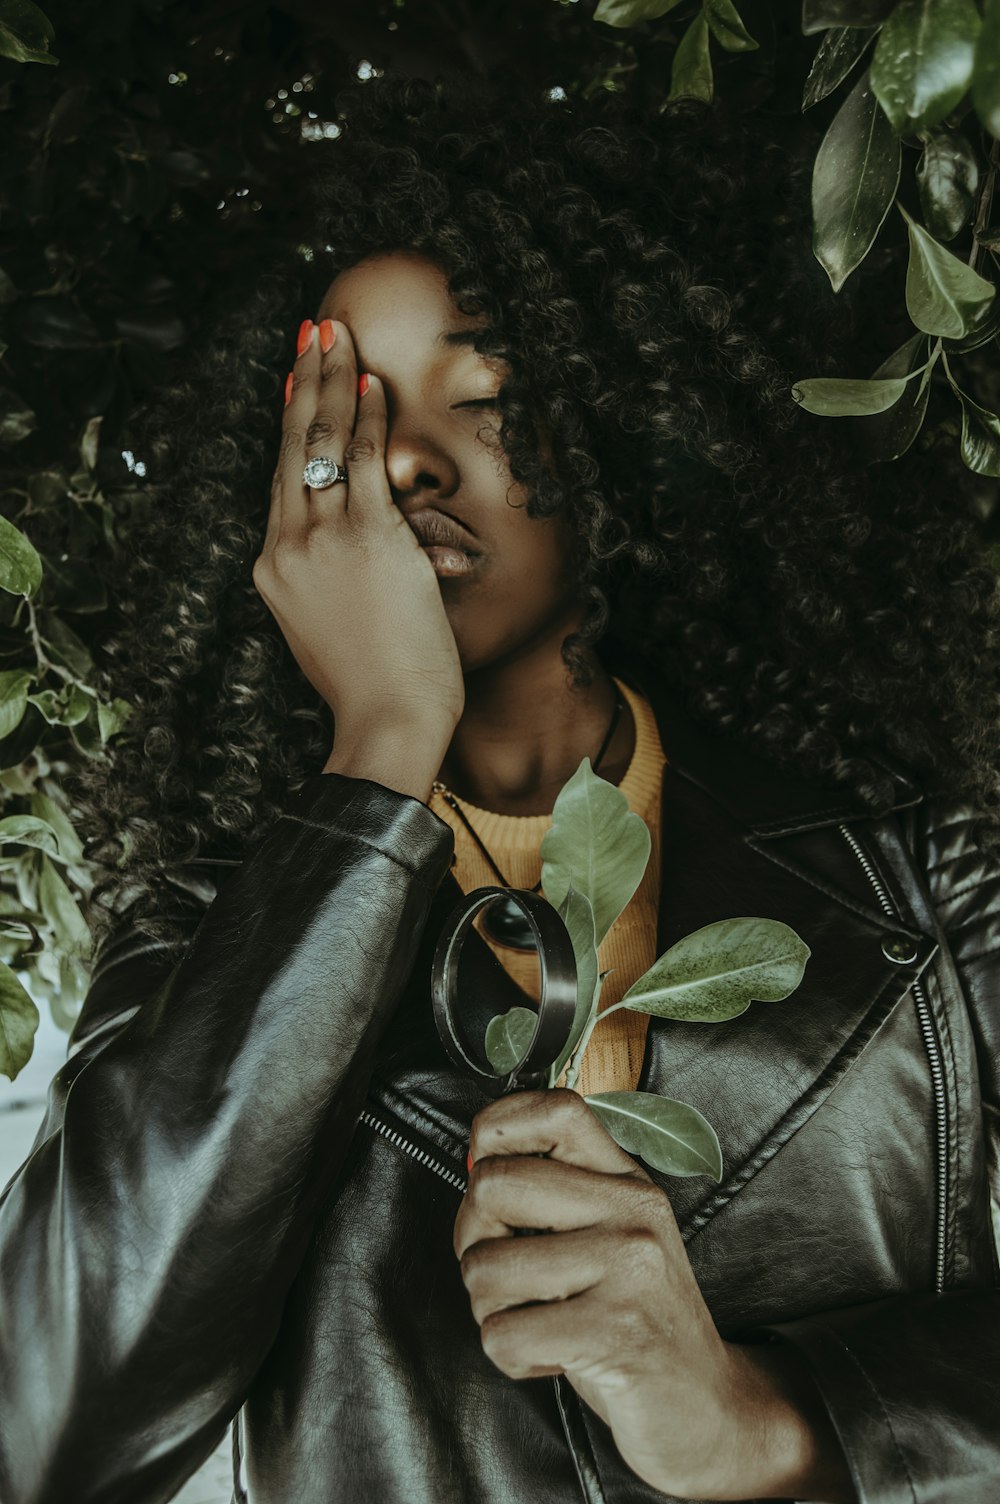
left=430, top=885, right=578, bottom=1092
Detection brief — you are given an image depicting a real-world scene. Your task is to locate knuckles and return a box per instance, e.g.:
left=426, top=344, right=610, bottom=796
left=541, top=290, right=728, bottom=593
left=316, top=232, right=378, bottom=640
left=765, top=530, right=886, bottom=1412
left=305, top=416, right=341, bottom=448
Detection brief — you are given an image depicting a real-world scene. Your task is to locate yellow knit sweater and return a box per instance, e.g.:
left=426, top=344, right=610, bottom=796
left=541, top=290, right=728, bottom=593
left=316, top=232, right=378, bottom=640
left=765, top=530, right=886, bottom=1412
left=427, top=675, right=667, bottom=1098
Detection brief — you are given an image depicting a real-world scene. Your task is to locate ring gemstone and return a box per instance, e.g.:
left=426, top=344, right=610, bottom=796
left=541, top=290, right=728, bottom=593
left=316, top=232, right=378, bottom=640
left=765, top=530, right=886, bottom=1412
left=303, top=456, right=347, bottom=489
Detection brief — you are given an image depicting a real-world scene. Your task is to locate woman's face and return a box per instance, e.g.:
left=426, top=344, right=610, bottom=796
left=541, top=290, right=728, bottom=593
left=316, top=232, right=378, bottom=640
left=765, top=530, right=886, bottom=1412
left=315, top=250, right=584, bottom=677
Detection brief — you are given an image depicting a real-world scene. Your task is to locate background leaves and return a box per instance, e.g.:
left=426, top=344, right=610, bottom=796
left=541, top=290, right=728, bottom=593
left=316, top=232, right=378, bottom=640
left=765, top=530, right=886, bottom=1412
left=0, top=0, right=997, bottom=1079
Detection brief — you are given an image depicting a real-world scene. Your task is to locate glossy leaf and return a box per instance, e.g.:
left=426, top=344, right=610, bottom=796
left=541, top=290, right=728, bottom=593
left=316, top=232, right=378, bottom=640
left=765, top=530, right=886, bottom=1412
left=856, top=332, right=936, bottom=461
left=792, top=372, right=911, bottom=415
left=668, top=11, right=714, bottom=102
left=37, top=853, right=90, bottom=957
left=0, top=814, right=59, bottom=857
left=0, top=387, right=36, bottom=447
left=802, top=25, right=876, bottom=109
left=946, top=380, right=1000, bottom=476
left=593, top=0, right=684, bottom=25
left=38, top=611, right=92, bottom=677
left=0, top=959, right=39, bottom=1082
left=704, top=0, right=758, bottom=53
left=27, top=683, right=91, bottom=726
left=871, top=0, right=981, bottom=136
left=549, top=883, right=600, bottom=1085
left=30, top=790, right=84, bottom=864
left=97, top=696, right=133, bottom=744
left=0, top=671, right=33, bottom=741
left=0, top=515, right=42, bottom=597
left=618, top=916, right=810, bottom=1022
left=972, top=0, right=1000, bottom=137
left=812, top=69, right=901, bottom=293
left=585, top=1090, right=723, bottom=1180
left=0, top=0, right=57, bottom=65
left=484, top=1005, right=538, bottom=1074
left=802, top=0, right=896, bottom=33
left=900, top=203, right=996, bottom=337
left=916, top=129, right=980, bottom=241
left=540, top=757, right=651, bottom=950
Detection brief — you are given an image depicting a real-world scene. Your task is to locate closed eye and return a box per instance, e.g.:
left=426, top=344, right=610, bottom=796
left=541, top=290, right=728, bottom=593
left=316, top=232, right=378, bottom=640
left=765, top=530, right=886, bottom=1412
left=456, top=397, right=500, bottom=408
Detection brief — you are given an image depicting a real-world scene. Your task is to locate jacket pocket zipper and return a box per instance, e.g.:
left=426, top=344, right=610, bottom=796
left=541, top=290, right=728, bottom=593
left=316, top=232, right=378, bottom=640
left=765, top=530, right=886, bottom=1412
left=357, top=1108, right=468, bottom=1191
left=838, top=823, right=948, bottom=1294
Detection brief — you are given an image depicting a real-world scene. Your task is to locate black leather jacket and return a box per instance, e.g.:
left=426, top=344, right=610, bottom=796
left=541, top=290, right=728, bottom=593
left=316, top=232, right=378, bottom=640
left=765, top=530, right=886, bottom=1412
left=1, top=657, right=998, bottom=1504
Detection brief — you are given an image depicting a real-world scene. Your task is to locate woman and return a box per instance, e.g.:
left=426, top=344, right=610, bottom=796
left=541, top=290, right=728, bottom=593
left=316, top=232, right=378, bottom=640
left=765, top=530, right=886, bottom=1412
left=1, top=72, right=998, bottom=1504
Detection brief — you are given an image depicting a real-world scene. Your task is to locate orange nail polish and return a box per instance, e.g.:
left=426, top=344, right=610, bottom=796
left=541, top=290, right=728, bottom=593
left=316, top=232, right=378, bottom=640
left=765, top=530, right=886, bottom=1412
left=296, top=319, right=314, bottom=356
left=358, top=373, right=369, bottom=396
left=319, top=319, right=336, bottom=353
left=284, top=372, right=294, bottom=406
left=466, top=1148, right=474, bottom=1174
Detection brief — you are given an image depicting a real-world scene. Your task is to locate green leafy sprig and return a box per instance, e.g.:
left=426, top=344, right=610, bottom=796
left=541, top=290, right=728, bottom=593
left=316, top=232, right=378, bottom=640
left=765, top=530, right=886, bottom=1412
left=483, top=757, right=811, bottom=1183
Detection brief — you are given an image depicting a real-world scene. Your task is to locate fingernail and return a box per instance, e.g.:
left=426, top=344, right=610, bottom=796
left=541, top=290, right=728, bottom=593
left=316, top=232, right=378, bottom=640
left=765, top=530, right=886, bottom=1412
left=284, top=372, right=294, bottom=406
left=358, top=373, right=369, bottom=396
left=319, top=319, right=336, bottom=353
left=296, top=319, right=314, bottom=357
left=466, top=1147, right=474, bottom=1174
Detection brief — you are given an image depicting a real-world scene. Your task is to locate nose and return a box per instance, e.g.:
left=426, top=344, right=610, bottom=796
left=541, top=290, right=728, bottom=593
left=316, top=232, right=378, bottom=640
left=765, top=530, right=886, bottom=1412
left=385, top=424, right=459, bottom=508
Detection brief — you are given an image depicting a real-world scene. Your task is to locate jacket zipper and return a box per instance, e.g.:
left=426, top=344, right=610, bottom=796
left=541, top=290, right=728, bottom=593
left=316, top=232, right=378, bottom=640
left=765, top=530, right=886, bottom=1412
left=838, top=823, right=948, bottom=1294
left=357, top=1108, right=468, bottom=1191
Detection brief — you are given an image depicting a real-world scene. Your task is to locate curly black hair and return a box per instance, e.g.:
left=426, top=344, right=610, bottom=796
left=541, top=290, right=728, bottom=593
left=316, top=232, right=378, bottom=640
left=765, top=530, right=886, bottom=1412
left=68, top=71, right=1000, bottom=959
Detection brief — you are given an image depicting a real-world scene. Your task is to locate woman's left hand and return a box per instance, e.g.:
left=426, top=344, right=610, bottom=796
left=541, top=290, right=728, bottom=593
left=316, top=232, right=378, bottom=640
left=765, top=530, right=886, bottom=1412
left=454, top=1087, right=830, bottom=1502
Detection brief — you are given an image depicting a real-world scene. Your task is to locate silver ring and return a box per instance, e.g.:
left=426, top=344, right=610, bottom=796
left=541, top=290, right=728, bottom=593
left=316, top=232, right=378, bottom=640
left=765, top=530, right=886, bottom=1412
left=303, top=456, right=348, bottom=490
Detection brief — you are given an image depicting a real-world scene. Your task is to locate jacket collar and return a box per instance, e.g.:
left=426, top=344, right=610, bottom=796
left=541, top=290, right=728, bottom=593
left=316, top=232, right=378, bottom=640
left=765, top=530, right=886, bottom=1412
left=609, top=648, right=925, bottom=839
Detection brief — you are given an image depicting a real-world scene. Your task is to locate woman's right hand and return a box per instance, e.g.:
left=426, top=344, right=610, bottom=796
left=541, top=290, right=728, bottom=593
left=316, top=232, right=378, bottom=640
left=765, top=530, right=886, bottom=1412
left=253, top=318, right=466, bottom=756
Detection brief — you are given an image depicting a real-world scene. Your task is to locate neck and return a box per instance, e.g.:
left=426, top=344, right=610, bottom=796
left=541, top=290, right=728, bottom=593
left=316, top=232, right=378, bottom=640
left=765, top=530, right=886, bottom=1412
left=435, top=635, right=635, bottom=817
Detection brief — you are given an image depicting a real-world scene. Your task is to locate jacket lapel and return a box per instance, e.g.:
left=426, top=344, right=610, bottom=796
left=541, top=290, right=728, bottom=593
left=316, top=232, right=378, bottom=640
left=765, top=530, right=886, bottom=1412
left=616, top=652, right=940, bottom=1238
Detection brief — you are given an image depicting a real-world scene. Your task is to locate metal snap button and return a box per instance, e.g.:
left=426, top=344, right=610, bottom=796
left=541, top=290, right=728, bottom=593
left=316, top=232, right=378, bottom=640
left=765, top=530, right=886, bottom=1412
left=882, top=932, right=919, bottom=965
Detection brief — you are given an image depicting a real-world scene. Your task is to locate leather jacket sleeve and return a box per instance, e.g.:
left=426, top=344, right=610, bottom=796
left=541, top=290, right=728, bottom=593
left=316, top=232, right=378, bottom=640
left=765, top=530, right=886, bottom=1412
left=753, top=797, right=1000, bottom=1504
left=0, top=772, right=455, bottom=1504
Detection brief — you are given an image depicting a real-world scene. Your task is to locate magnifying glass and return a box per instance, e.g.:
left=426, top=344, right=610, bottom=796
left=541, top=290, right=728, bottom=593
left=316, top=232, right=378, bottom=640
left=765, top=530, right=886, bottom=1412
left=430, top=885, right=579, bottom=1236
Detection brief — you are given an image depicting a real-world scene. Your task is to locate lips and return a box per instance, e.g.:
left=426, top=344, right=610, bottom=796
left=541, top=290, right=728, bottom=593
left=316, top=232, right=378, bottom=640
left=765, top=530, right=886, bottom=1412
left=403, top=507, right=479, bottom=555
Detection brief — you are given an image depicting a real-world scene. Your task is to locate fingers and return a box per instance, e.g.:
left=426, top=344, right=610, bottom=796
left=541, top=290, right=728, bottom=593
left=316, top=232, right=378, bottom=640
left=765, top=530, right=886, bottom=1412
left=342, top=370, right=394, bottom=525
left=286, top=318, right=358, bottom=534
left=460, top=1225, right=605, bottom=1325
left=454, top=1156, right=641, bottom=1254
left=468, top=1088, right=645, bottom=1178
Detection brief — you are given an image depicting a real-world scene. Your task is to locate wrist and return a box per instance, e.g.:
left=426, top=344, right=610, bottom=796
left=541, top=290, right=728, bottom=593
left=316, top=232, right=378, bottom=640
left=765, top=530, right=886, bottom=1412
left=321, top=721, right=454, bottom=804
left=718, top=1341, right=857, bottom=1504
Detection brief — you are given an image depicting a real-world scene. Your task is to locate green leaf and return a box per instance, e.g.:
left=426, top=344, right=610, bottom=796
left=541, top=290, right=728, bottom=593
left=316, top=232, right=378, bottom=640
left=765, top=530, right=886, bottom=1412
left=0, top=814, right=60, bottom=857
left=0, top=959, right=39, bottom=1081
left=37, top=853, right=90, bottom=957
left=802, top=25, right=876, bottom=109
left=38, top=611, right=92, bottom=678
left=812, top=68, right=901, bottom=293
left=0, top=387, right=36, bottom=446
left=792, top=373, right=912, bottom=415
left=856, top=332, right=936, bottom=461
left=945, top=377, right=1000, bottom=476
left=484, top=1005, right=539, bottom=1074
left=26, top=683, right=92, bottom=726
left=0, top=0, right=58, bottom=65
left=618, top=916, right=811, bottom=1022
left=97, top=696, right=133, bottom=744
left=0, top=515, right=42, bottom=598
left=540, top=756, right=651, bottom=950
left=871, top=0, right=981, bottom=135
left=667, top=11, right=714, bottom=102
left=899, top=202, right=996, bottom=337
left=704, top=0, right=757, bottom=52
left=972, top=0, right=1000, bottom=138
left=550, top=883, right=600, bottom=1085
left=916, top=129, right=981, bottom=241
left=0, top=669, right=34, bottom=739
left=585, top=1091, right=723, bottom=1179
left=79, top=415, right=101, bottom=473
left=30, top=790, right=84, bottom=864
left=593, top=0, right=684, bottom=25
left=802, top=0, right=896, bottom=33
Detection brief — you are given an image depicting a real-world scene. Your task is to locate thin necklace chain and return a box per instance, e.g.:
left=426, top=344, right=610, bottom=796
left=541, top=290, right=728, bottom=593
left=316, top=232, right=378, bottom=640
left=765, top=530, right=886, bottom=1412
left=430, top=689, right=625, bottom=892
